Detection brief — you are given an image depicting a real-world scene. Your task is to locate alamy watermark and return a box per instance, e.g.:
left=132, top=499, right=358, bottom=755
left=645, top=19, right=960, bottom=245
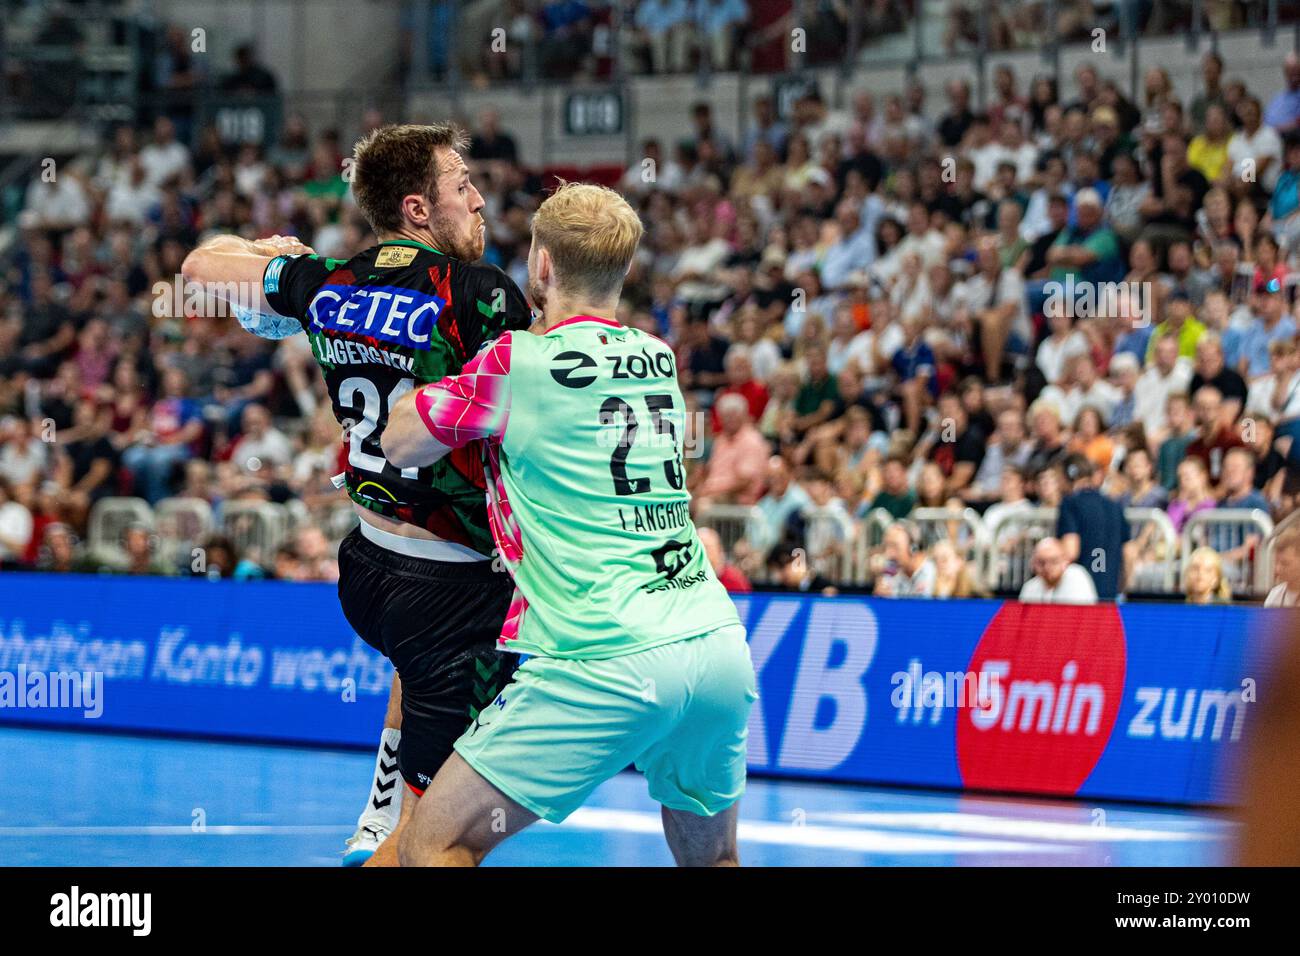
left=0, top=665, right=103, bottom=718
left=891, top=657, right=1000, bottom=723
left=1043, top=276, right=1155, bottom=328
left=152, top=275, right=263, bottom=319
left=597, top=408, right=706, bottom=459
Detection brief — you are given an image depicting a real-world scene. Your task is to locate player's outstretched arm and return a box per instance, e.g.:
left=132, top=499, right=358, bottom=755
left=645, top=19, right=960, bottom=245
left=181, top=234, right=314, bottom=316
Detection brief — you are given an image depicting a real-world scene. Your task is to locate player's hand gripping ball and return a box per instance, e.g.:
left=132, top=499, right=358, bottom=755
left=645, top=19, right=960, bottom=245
left=235, top=235, right=316, bottom=339
left=253, top=234, right=315, bottom=257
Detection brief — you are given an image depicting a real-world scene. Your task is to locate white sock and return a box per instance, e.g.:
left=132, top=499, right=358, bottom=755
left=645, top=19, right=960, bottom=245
left=356, top=728, right=402, bottom=832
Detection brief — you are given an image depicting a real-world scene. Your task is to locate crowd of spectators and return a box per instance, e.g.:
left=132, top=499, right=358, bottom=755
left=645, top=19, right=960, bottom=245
left=6, top=34, right=1300, bottom=602
left=448, top=0, right=918, bottom=82
left=616, top=52, right=1300, bottom=605
left=447, top=0, right=1266, bottom=83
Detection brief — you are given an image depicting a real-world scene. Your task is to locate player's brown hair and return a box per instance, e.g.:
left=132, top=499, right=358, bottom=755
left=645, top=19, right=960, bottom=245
left=350, top=123, right=469, bottom=234
left=531, top=181, right=644, bottom=300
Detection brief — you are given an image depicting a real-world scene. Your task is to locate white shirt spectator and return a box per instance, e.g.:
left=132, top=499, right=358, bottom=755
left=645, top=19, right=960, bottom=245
left=0, top=499, right=33, bottom=561
left=968, top=141, right=1006, bottom=191
left=94, top=153, right=133, bottom=193
left=1227, top=124, right=1283, bottom=192
left=230, top=428, right=294, bottom=473
left=959, top=268, right=1030, bottom=343
left=972, top=442, right=1033, bottom=498
left=22, top=175, right=91, bottom=230
left=138, top=139, right=191, bottom=188
left=783, top=294, right=838, bottom=339
left=1021, top=184, right=1075, bottom=241
left=105, top=176, right=161, bottom=225
left=829, top=329, right=880, bottom=376
left=1019, top=563, right=1099, bottom=604
left=755, top=482, right=811, bottom=551
left=873, top=321, right=906, bottom=367
left=621, top=158, right=684, bottom=195
left=1003, top=141, right=1042, bottom=184
left=1035, top=330, right=1089, bottom=385
left=879, top=115, right=931, bottom=152
left=310, top=220, right=348, bottom=260
left=672, top=237, right=731, bottom=303
left=804, top=111, right=855, bottom=156
left=983, top=497, right=1034, bottom=538
left=1265, top=582, right=1299, bottom=607
left=292, top=445, right=333, bottom=486
left=893, top=271, right=935, bottom=324
left=1133, top=357, right=1194, bottom=436
left=1038, top=379, right=1121, bottom=425
left=234, top=158, right=270, bottom=197
left=898, top=229, right=947, bottom=268
left=880, top=557, right=937, bottom=597
left=0, top=436, right=48, bottom=488
left=1246, top=369, right=1300, bottom=421
left=802, top=499, right=855, bottom=562
left=875, top=230, right=945, bottom=283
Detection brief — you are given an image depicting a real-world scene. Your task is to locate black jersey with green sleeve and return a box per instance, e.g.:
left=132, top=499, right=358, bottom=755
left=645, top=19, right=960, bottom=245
left=262, top=239, right=533, bottom=553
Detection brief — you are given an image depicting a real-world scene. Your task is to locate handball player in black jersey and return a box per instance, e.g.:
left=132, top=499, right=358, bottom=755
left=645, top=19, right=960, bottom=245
left=181, top=123, right=533, bottom=866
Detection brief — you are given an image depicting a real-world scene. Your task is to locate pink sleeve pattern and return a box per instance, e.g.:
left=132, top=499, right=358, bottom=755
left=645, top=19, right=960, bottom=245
left=414, top=333, right=513, bottom=448
left=415, top=333, right=530, bottom=646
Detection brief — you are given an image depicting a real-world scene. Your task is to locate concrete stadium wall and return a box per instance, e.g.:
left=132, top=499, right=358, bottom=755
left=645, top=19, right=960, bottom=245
left=156, top=0, right=405, bottom=97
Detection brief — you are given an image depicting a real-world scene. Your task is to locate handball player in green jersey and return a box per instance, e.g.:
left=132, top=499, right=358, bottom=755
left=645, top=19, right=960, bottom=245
left=383, top=183, right=757, bottom=866
left=182, top=124, right=533, bottom=866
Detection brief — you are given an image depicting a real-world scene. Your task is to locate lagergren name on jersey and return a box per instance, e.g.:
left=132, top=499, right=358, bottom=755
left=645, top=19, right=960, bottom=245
left=313, top=335, right=416, bottom=372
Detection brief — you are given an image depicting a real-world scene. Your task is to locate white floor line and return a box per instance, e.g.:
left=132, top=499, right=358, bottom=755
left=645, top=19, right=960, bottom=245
left=0, top=810, right=1227, bottom=855
left=0, top=825, right=352, bottom=836
left=557, top=807, right=1062, bottom=855
left=807, top=811, right=1231, bottom=842
left=1, top=815, right=1061, bottom=855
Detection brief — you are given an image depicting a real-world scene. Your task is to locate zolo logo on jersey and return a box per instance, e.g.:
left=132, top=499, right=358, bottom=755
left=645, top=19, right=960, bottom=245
left=550, top=350, right=598, bottom=388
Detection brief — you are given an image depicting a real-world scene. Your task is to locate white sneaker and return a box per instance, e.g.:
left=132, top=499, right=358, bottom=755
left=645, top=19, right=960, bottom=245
left=344, top=728, right=403, bottom=865
left=342, top=822, right=389, bottom=867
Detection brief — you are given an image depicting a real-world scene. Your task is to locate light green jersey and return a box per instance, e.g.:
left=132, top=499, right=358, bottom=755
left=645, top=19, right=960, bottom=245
left=492, top=316, right=739, bottom=659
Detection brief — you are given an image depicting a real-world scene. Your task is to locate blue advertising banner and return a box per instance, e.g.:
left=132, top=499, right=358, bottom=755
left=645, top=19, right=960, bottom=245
left=731, top=596, right=1279, bottom=805
left=0, top=576, right=1281, bottom=805
left=0, top=576, right=393, bottom=744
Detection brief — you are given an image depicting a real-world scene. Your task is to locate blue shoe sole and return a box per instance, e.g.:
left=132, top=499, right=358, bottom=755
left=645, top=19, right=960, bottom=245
left=342, top=847, right=376, bottom=867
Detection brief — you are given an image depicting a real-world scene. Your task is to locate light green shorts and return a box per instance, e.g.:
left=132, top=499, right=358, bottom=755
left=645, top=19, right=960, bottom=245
left=453, top=623, right=757, bottom=824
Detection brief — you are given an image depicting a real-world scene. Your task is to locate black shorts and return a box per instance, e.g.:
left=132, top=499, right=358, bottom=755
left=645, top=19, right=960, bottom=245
left=337, top=527, right=516, bottom=792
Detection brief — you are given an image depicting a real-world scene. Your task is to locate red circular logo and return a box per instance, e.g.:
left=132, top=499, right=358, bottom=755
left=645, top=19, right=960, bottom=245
left=956, top=602, right=1127, bottom=795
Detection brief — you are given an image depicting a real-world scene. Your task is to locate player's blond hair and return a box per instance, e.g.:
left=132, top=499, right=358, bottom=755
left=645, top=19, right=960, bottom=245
left=532, top=181, right=644, bottom=300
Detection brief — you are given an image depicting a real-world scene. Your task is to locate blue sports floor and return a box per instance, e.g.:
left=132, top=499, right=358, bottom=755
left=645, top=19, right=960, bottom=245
left=0, top=727, right=1235, bottom=866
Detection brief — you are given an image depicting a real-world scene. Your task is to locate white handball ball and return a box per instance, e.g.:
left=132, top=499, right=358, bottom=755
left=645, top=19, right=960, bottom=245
left=232, top=303, right=303, bottom=340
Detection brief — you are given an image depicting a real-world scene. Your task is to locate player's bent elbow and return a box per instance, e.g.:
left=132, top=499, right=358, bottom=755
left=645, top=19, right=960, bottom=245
left=381, top=431, right=416, bottom=471
left=381, top=405, right=424, bottom=470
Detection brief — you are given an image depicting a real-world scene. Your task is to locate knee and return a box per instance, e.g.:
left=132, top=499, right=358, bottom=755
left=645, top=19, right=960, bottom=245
left=678, top=841, right=739, bottom=867
left=396, top=823, right=483, bottom=867
left=396, top=823, right=434, bottom=867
